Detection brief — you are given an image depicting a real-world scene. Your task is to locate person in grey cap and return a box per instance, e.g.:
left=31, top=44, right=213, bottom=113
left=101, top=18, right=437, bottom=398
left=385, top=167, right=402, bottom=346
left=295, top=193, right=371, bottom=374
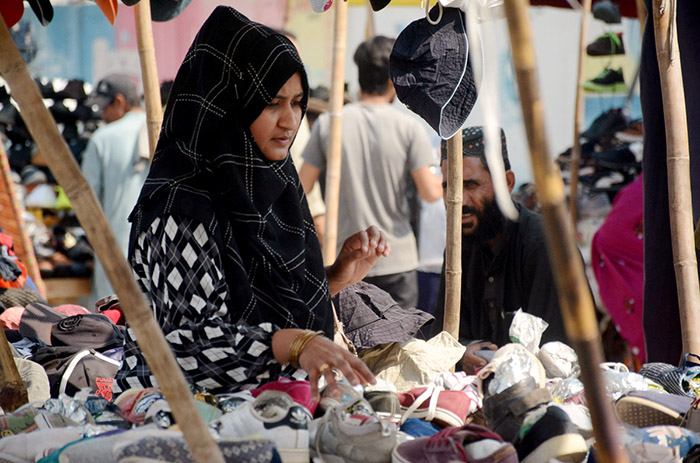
left=430, top=127, right=569, bottom=373
left=299, top=36, right=442, bottom=311
left=81, top=73, right=148, bottom=308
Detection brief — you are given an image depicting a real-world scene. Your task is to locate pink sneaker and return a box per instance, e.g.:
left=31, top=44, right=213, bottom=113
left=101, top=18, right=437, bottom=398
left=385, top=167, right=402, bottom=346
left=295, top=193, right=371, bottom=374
left=392, top=424, right=518, bottom=463
left=399, top=386, right=475, bottom=428
left=251, top=378, right=316, bottom=415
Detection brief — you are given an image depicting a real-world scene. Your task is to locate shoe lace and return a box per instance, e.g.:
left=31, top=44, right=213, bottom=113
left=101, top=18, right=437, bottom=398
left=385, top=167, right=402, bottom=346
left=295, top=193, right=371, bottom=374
left=399, top=383, right=442, bottom=426
left=427, top=426, right=468, bottom=461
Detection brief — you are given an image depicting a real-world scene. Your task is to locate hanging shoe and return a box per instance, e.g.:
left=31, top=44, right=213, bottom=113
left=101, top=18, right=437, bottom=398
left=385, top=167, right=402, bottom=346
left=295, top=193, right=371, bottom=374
left=583, top=68, right=627, bottom=93
left=587, top=32, right=626, bottom=56
left=592, top=0, right=621, bottom=24
left=309, top=0, right=333, bottom=12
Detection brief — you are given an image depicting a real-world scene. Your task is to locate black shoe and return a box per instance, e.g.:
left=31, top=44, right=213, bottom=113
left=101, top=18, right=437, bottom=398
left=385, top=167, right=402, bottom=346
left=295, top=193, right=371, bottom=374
left=587, top=32, right=625, bottom=56
left=483, top=377, right=552, bottom=443
left=514, top=406, right=588, bottom=463
left=592, top=0, right=621, bottom=24
left=579, top=170, right=627, bottom=192
left=584, top=68, right=627, bottom=93
left=593, top=144, right=638, bottom=170
left=581, top=108, right=629, bottom=141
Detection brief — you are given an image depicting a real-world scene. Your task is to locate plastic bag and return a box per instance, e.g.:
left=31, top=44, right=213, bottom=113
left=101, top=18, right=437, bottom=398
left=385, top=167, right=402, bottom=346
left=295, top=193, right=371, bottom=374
left=538, top=342, right=578, bottom=378
left=509, top=309, right=548, bottom=353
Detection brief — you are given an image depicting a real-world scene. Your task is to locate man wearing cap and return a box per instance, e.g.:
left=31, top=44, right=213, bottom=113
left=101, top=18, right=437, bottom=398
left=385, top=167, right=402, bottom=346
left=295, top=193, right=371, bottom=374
left=431, top=127, right=568, bottom=373
left=81, top=74, right=148, bottom=308
left=299, top=36, right=442, bottom=311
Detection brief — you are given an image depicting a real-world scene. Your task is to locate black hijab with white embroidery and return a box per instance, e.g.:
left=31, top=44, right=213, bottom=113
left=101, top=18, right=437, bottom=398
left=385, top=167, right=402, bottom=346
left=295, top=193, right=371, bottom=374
left=129, top=6, right=333, bottom=337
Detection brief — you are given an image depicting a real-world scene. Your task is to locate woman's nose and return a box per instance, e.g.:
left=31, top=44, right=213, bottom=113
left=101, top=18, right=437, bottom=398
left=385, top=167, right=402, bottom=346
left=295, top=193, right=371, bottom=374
left=279, top=104, right=299, bottom=130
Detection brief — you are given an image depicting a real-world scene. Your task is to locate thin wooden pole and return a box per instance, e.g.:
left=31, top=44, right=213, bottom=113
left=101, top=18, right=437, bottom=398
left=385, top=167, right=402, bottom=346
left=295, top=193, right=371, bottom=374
left=134, top=0, right=163, bottom=161
left=323, top=0, right=348, bottom=265
left=443, top=132, right=463, bottom=340
left=0, top=14, right=225, bottom=463
left=568, top=0, right=591, bottom=231
left=283, top=0, right=292, bottom=30
left=0, top=327, right=27, bottom=412
left=502, top=2, right=627, bottom=463
left=635, top=0, right=647, bottom=36
left=365, top=0, right=375, bottom=39
left=651, top=0, right=700, bottom=357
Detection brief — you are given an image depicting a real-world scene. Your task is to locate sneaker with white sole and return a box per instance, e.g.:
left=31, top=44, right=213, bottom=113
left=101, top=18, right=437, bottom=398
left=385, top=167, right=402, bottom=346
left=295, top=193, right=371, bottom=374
left=514, top=406, right=588, bottom=463
left=311, top=398, right=400, bottom=463
left=210, top=390, right=311, bottom=463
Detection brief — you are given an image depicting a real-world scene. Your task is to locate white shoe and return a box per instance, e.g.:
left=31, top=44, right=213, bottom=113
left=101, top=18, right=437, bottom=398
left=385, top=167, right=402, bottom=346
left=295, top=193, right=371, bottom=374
left=211, top=390, right=311, bottom=463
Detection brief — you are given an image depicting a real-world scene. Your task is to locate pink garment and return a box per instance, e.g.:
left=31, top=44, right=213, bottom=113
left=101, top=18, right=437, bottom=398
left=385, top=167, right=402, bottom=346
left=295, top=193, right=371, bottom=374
left=0, top=306, right=25, bottom=329
left=52, top=304, right=90, bottom=316
left=591, top=176, right=645, bottom=362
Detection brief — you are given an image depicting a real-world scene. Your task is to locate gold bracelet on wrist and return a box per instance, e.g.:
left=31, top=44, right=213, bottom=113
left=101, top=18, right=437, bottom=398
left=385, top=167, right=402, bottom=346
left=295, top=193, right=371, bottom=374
left=288, top=330, right=323, bottom=369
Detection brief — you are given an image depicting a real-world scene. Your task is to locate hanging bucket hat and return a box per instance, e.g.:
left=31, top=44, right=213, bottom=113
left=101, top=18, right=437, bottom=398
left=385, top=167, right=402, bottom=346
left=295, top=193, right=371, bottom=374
left=27, top=0, right=53, bottom=26
left=390, top=5, right=478, bottom=139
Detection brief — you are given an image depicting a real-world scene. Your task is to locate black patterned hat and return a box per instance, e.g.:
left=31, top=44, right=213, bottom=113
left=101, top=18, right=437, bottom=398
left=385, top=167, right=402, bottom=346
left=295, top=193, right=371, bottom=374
left=390, top=6, right=478, bottom=139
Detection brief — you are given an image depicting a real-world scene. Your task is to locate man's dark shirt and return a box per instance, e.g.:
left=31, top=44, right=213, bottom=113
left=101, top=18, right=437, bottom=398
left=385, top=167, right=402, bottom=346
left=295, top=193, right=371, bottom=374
left=431, top=203, right=568, bottom=346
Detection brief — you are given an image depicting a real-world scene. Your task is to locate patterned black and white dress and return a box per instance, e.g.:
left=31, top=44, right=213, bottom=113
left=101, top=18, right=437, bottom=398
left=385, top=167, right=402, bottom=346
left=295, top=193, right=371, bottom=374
left=113, top=215, right=306, bottom=394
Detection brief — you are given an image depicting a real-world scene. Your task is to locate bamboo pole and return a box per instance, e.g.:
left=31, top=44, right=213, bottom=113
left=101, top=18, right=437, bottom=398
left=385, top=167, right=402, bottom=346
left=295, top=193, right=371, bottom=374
left=365, top=0, right=375, bottom=39
left=635, top=0, right=646, bottom=37
left=502, top=2, right=627, bottom=463
left=134, top=0, right=163, bottom=161
left=0, top=327, right=27, bottom=412
left=323, top=0, right=348, bottom=265
left=443, top=132, right=463, bottom=340
left=651, top=0, right=700, bottom=357
left=568, top=0, right=591, bottom=232
left=0, top=14, right=225, bottom=463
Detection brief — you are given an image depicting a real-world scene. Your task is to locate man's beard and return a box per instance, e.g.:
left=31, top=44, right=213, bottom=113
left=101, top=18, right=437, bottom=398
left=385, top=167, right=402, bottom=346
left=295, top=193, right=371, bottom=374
left=462, top=198, right=506, bottom=246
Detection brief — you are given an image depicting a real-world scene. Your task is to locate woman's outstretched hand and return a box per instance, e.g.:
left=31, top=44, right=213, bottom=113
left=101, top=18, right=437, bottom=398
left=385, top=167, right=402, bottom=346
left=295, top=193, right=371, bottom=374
left=299, top=335, right=376, bottom=403
left=325, top=226, right=391, bottom=296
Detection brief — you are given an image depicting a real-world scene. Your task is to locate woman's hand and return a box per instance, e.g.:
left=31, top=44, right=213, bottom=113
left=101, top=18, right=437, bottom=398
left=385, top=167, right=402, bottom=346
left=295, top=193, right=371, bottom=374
left=325, top=226, right=391, bottom=296
left=271, top=328, right=376, bottom=402
left=299, top=335, right=375, bottom=402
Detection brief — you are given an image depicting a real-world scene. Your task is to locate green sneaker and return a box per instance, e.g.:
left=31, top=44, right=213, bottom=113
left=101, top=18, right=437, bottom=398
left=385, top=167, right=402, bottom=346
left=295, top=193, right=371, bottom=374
left=587, top=32, right=625, bottom=56
left=583, top=68, right=627, bottom=93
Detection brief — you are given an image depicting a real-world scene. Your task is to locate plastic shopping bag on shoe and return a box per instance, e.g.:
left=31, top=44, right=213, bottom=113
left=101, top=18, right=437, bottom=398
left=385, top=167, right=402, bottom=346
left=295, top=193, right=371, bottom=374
left=358, top=331, right=466, bottom=392
left=509, top=308, right=548, bottom=353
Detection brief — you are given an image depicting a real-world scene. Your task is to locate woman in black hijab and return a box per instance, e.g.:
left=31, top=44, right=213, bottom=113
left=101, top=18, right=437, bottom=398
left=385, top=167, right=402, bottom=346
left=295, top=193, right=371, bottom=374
left=114, top=7, right=387, bottom=400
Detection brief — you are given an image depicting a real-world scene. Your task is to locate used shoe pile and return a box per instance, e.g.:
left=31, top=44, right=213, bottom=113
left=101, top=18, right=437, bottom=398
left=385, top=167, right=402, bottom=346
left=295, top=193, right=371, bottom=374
left=4, top=292, right=700, bottom=463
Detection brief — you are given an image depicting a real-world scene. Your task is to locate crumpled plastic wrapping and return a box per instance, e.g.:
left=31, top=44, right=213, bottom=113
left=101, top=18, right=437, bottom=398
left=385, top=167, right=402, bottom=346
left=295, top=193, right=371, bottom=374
left=487, top=347, right=535, bottom=396
left=509, top=309, right=549, bottom=353
left=538, top=341, right=579, bottom=378
left=603, top=370, right=649, bottom=400
left=551, top=377, right=585, bottom=404
left=359, top=331, right=466, bottom=392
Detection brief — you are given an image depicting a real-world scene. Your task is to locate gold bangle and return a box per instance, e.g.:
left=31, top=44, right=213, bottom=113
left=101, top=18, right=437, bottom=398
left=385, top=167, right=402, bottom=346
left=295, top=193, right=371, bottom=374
left=288, top=330, right=323, bottom=369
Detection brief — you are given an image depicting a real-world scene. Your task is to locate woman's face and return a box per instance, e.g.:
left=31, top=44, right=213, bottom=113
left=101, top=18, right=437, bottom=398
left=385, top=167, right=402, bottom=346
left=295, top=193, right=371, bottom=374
left=250, top=72, right=304, bottom=161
